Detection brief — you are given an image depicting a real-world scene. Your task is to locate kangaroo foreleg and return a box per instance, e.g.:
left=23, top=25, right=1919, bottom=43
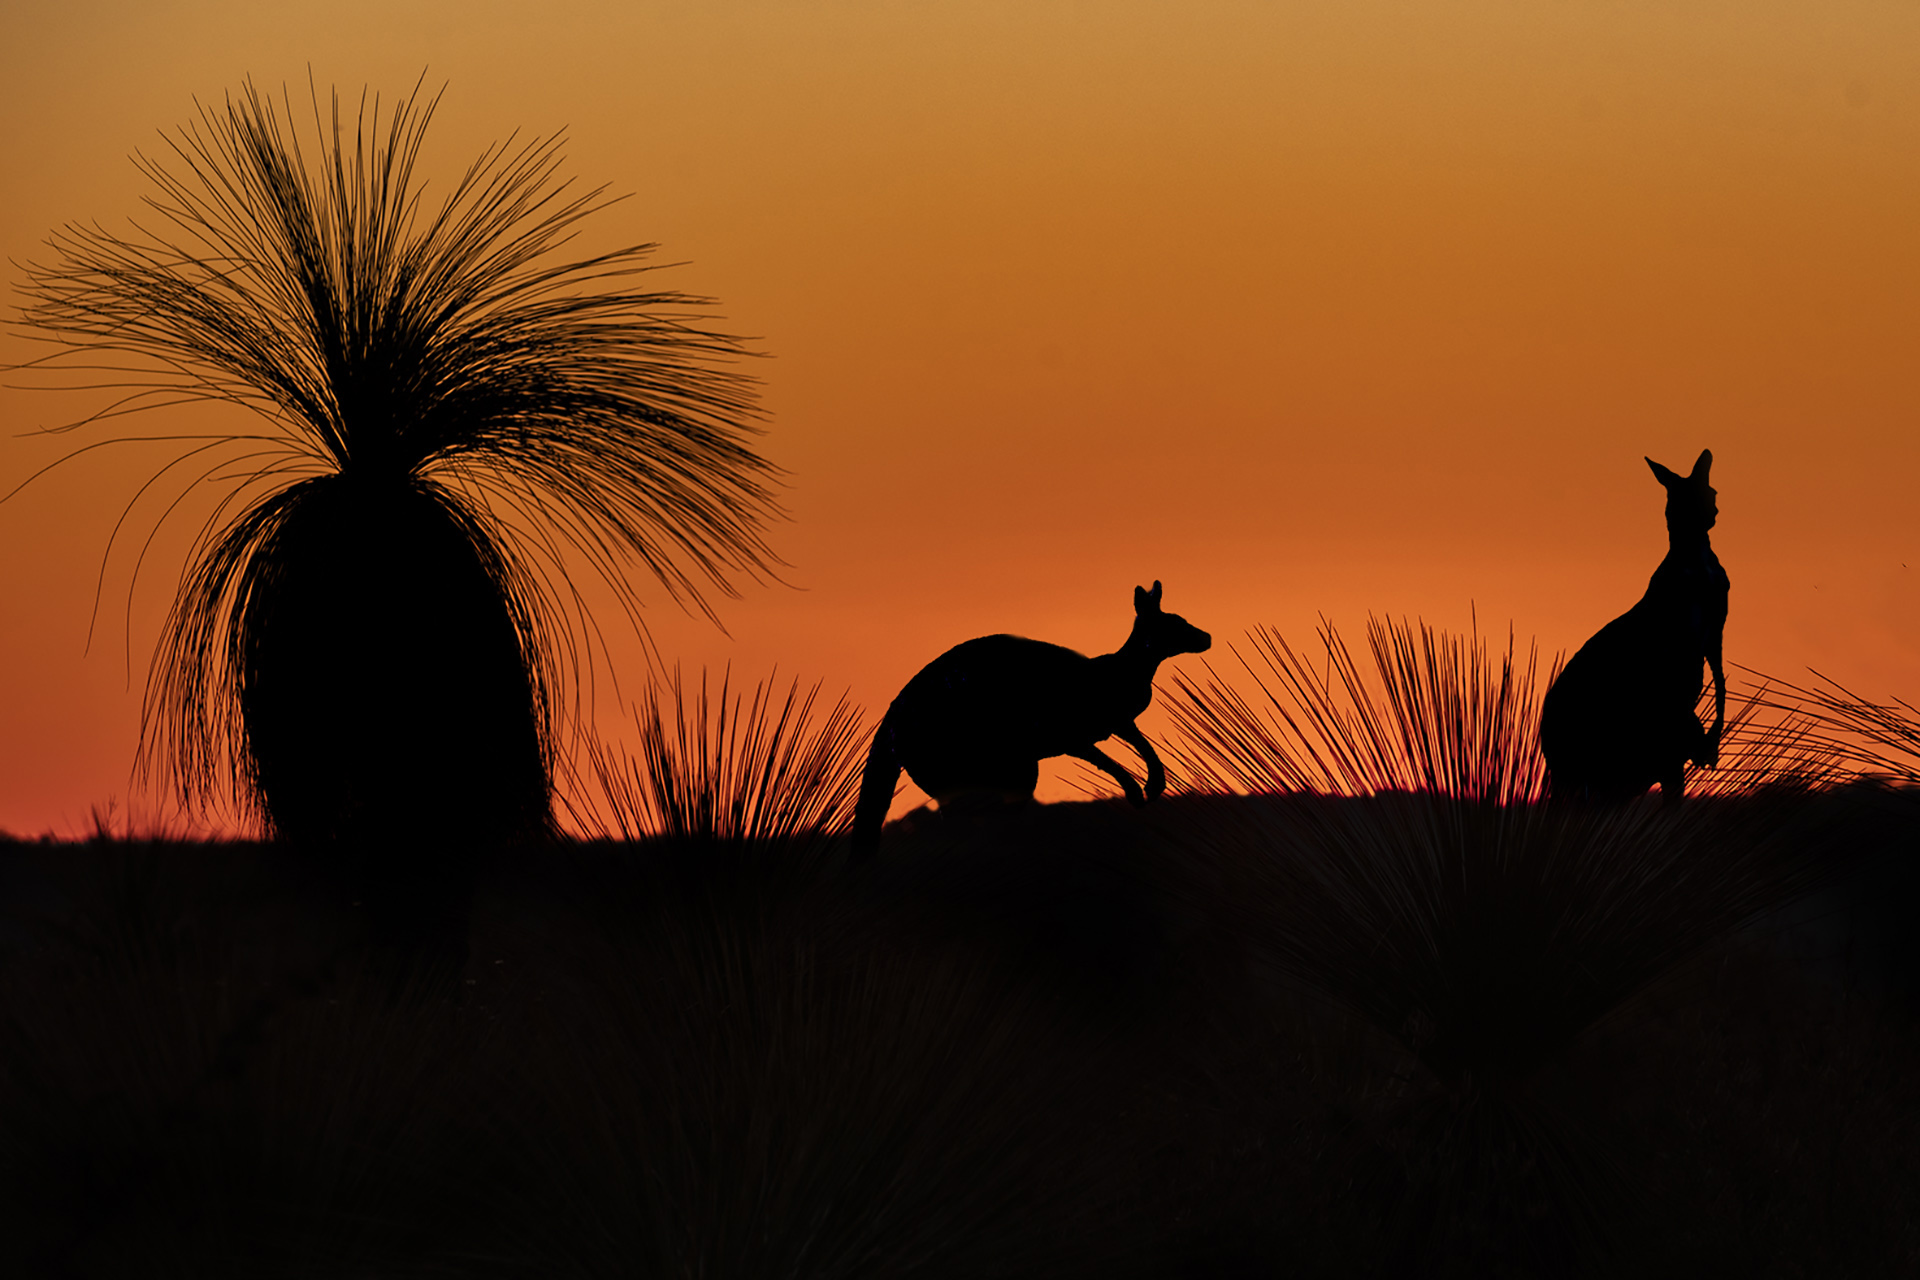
left=1702, top=640, right=1727, bottom=770
left=1113, top=722, right=1166, bottom=802
left=1068, top=743, right=1147, bottom=807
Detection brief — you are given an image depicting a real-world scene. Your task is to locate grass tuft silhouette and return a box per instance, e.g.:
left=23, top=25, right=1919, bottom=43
left=583, top=667, right=869, bottom=879
left=1747, top=665, right=1920, bottom=785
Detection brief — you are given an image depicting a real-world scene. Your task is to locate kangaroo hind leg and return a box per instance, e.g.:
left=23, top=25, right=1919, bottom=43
left=1068, top=743, right=1147, bottom=807
left=850, top=719, right=903, bottom=864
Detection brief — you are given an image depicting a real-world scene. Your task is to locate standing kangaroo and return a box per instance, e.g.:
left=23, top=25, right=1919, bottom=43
left=849, top=582, right=1211, bottom=863
left=1541, top=449, right=1729, bottom=803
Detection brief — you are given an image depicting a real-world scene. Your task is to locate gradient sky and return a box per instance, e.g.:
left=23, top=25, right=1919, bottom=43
left=4, top=0, right=1919, bottom=834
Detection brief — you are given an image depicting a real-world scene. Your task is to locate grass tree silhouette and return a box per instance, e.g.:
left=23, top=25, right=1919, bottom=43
left=850, top=581, right=1210, bottom=862
left=9, top=78, right=780, bottom=873
left=1541, top=449, right=1729, bottom=803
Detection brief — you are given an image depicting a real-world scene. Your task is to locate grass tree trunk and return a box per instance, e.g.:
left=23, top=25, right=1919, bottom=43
left=239, top=474, right=548, bottom=965
left=239, top=474, right=548, bottom=848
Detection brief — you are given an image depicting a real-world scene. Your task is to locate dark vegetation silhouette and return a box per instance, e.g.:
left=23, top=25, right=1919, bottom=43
left=1541, top=450, right=1728, bottom=803
left=1160, top=616, right=1872, bottom=1271
left=1760, top=666, right=1920, bottom=785
left=8, top=78, right=780, bottom=857
left=3, top=636, right=1913, bottom=1276
left=1748, top=668, right=1920, bottom=1003
left=850, top=581, right=1210, bottom=862
left=586, top=667, right=869, bottom=882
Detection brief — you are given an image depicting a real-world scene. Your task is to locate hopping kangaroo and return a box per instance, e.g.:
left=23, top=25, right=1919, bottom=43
left=849, top=582, right=1211, bottom=862
left=1541, top=449, right=1729, bottom=803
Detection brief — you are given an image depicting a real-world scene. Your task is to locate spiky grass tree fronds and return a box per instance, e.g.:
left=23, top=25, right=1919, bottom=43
left=1163, top=617, right=1839, bottom=805
left=1744, top=665, right=1920, bottom=785
left=1684, top=671, right=1851, bottom=800
left=11, top=78, right=781, bottom=843
left=1163, top=617, right=1551, bottom=804
left=586, top=668, right=868, bottom=876
left=1157, top=618, right=1860, bottom=1270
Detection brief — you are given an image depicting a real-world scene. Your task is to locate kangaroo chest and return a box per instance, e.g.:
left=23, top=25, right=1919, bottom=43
left=1636, top=543, right=1728, bottom=646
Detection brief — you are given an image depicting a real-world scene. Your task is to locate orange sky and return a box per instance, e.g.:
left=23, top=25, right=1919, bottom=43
left=4, top=1, right=1920, bottom=834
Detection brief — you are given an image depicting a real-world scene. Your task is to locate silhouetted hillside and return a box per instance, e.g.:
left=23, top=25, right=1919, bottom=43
left=0, top=790, right=1914, bottom=1276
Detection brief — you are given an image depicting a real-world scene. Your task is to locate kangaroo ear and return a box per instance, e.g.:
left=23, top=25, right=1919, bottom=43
left=1646, top=456, right=1683, bottom=489
left=1689, top=449, right=1712, bottom=482
left=1135, top=582, right=1163, bottom=614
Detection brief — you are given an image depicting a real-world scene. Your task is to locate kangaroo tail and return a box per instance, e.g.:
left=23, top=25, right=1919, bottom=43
left=850, top=713, right=901, bottom=864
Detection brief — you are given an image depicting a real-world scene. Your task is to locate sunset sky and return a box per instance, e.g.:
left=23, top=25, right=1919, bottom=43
left=4, top=0, right=1919, bottom=834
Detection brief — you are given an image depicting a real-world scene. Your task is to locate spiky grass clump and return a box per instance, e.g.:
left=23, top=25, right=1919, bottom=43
left=1747, top=666, right=1920, bottom=785
left=1158, top=617, right=1858, bottom=1270
left=584, top=668, right=868, bottom=879
left=11, top=77, right=781, bottom=841
left=1165, top=618, right=1837, bottom=805
left=1165, top=617, right=1552, bottom=804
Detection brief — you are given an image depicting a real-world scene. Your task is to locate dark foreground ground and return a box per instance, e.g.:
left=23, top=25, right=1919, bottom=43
left=0, top=792, right=1915, bottom=1278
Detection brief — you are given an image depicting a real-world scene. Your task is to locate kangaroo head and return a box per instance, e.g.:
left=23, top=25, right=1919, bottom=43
left=1130, top=581, right=1212, bottom=660
left=1646, top=449, right=1717, bottom=534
